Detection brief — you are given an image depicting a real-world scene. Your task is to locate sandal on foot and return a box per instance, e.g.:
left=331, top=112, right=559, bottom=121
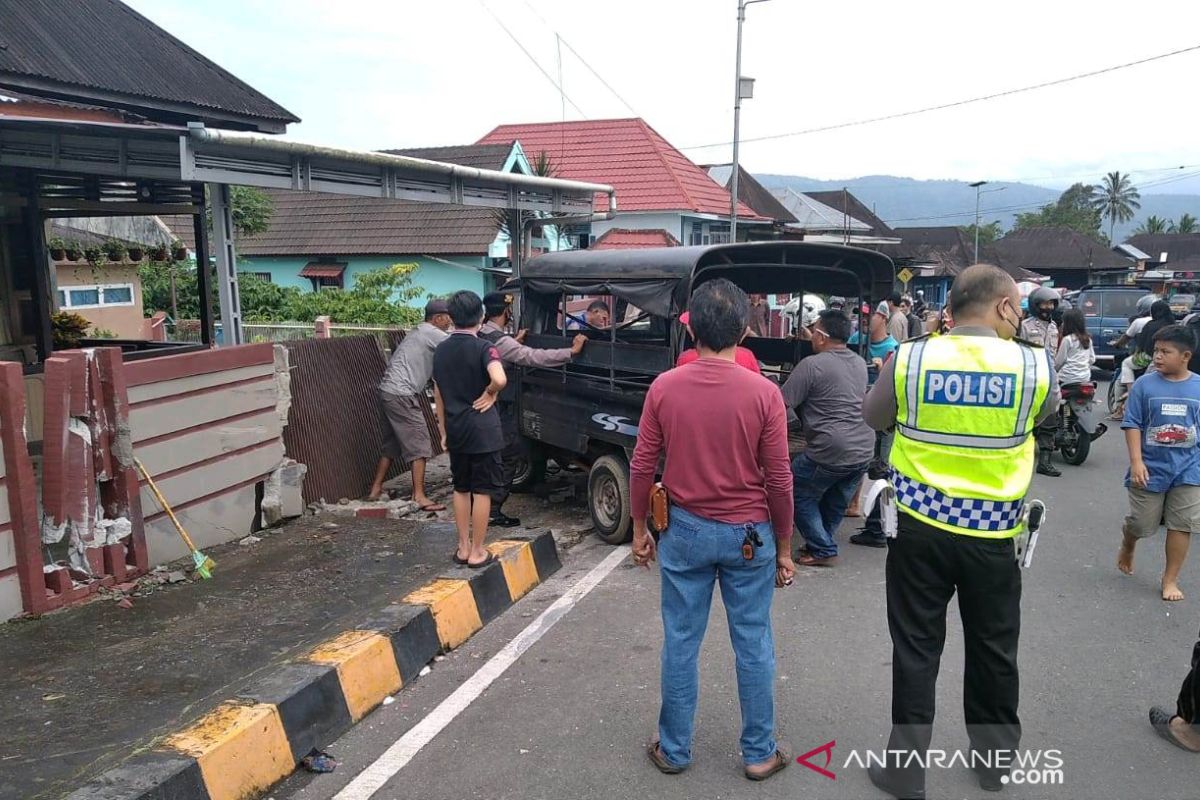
left=467, top=552, right=497, bottom=569
left=452, top=551, right=469, bottom=565
left=744, top=746, right=790, bottom=781
left=418, top=502, right=446, bottom=512
left=646, top=740, right=686, bottom=775
left=797, top=554, right=837, bottom=567
left=1149, top=706, right=1200, bottom=752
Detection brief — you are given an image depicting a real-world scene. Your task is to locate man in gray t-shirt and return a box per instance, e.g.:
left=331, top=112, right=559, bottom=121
left=368, top=299, right=451, bottom=506
left=781, top=309, right=875, bottom=565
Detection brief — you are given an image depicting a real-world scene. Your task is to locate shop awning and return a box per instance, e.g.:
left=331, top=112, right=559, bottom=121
left=299, top=262, right=346, bottom=279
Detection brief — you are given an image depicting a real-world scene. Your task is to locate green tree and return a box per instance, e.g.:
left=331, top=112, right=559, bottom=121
left=205, top=185, right=274, bottom=238
left=1093, top=171, right=1141, bottom=243
left=280, top=263, right=425, bottom=326
left=1134, top=215, right=1171, bottom=236
left=1169, top=213, right=1200, bottom=234
left=1014, top=183, right=1103, bottom=238
left=959, top=220, right=1003, bottom=246
left=238, top=272, right=301, bottom=320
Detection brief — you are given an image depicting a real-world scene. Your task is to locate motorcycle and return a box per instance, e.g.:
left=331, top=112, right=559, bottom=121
left=1057, top=382, right=1107, bottom=465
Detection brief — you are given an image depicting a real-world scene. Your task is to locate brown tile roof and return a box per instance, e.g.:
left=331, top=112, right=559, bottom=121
left=0, top=0, right=297, bottom=131
left=1125, top=233, right=1200, bottom=264
left=870, top=226, right=1042, bottom=281
left=381, top=143, right=515, bottom=171
left=704, top=164, right=797, bottom=223
left=994, top=227, right=1130, bottom=272
left=804, top=191, right=896, bottom=238
left=591, top=228, right=681, bottom=250
left=157, top=215, right=196, bottom=251
left=234, top=189, right=502, bottom=257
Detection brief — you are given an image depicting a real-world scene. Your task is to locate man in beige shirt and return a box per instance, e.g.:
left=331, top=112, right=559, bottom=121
left=886, top=291, right=909, bottom=343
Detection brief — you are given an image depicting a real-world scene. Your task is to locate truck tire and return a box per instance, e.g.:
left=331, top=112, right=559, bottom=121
left=588, top=454, right=632, bottom=545
left=508, top=440, right=546, bottom=493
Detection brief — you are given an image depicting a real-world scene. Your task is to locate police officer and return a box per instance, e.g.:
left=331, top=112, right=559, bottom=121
left=479, top=292, right=586, bottom=526
left=1022, top=286, right=1062, bottom=477
left=861, top=265, right=1059, bottom=799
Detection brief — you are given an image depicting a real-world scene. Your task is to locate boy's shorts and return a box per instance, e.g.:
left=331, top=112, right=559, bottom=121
left=1124, top=485, right=1200, bottom=538
left=450, top=450, right=503, bottom=495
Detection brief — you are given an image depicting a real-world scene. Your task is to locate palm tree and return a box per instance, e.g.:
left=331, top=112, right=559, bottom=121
left=1134, top=215, right=1170, bottom=236
left=1168, top=213, right=1200, bottom=234
left=494, top=150, right=558, bottom=258
left=1093, top=171, right=1142, bottom=242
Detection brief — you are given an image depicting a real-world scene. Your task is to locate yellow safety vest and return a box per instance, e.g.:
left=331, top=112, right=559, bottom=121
left=890, top=333, right=1051, bottom=539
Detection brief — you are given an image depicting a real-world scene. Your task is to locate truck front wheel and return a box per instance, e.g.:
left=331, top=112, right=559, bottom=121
left=588, top=455, right=632, bottom=545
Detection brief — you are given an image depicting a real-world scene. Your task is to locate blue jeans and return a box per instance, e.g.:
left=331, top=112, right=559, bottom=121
left=791, top=452, right=869, bottom=558
left=658, top=506, right=778, bottom=767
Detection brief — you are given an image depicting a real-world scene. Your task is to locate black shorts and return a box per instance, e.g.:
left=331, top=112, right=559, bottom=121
left=450, top=450, right=503, bottom=495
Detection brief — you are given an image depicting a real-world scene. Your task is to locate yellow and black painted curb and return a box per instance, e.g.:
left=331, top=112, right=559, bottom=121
left=67, top=531, right=561, bottom=800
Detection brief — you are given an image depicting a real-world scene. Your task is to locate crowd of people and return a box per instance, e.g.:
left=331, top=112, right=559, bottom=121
left=370, top=270, right=1200, bottom=792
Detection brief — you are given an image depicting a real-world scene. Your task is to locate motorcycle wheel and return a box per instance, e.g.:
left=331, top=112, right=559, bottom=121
left=1060, top=420, right=1091, bottom=465
left=1106, top=379, right=1122, bottom=416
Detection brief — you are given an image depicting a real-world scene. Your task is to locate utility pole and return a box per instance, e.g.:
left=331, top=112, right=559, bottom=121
left=969, top=180, right=987, bottom=264
left=730, top=0, right=769, bottom=243
left=968, top=180, right=1005, bottom=263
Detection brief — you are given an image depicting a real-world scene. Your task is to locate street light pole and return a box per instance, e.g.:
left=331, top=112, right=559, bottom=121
left=731, top=0, right=768, bottom=243
left=969, top=180, right=987, bottom=264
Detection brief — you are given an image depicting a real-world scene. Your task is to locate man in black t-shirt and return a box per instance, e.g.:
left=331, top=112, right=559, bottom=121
left=433, top=290, right=507, bottom=568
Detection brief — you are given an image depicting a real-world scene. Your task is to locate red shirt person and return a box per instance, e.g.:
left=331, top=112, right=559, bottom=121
left=674, top=311, right=762, bottom=374
left=631, top=279, right=794, bottom=781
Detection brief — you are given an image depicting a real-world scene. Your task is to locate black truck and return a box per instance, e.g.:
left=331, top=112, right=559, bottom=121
left=508, top=241, right=895, bottom=544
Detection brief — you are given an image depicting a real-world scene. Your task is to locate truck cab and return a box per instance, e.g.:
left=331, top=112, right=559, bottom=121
left=509, top=242, right=895, bottom=544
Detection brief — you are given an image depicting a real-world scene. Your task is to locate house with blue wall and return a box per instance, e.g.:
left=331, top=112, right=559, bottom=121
left=232, top=142, right=566, bottom=304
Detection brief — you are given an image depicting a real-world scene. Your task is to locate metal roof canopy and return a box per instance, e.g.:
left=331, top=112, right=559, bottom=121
left=0, top=117, right=615, bottom=214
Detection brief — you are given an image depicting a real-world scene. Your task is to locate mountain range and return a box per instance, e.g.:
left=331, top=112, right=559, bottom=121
left=754, top=174, right=1200, bottom=242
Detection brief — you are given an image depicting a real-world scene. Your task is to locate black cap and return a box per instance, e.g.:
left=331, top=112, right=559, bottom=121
left=424, top=298, right=449, bottom=318
left=483, top=291, right=512, bottom=315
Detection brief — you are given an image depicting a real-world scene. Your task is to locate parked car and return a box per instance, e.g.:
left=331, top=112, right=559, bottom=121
left=1076, top=285, right=1152, bottom=364
left=508, top=242, right=895, bottom=543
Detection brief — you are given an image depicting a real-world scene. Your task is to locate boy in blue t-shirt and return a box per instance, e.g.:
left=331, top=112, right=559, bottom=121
left=1119, top=325, right=1200, bottom=602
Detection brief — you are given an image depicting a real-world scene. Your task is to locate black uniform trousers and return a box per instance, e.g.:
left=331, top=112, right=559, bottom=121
left=1175, top=631, right=1200, bottom=726
left=491, top=400, right=521, bottom=509
left=884, top=511, right=1022, bottom=795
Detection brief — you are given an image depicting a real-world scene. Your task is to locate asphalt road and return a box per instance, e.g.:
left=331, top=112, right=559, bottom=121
left=277, top=416, right=1200, bottom=800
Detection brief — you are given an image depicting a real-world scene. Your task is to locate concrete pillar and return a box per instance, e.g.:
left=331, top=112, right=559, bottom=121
left=314, top=316, right=332, bottom=339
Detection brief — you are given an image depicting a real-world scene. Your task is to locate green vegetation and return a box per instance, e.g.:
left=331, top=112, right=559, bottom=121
left=1093, top=171, right=1141, bottom=243
left=140, top=262, right=425, bottom=327
left=1014, top=183, right=1105, bottom=240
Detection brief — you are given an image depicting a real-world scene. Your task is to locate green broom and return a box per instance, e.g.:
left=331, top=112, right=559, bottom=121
left=135, top=457, right=215, bottom=579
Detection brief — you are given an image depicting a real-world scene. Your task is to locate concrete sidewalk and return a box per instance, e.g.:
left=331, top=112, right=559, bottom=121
left=0, top=506, right=558, bottom=800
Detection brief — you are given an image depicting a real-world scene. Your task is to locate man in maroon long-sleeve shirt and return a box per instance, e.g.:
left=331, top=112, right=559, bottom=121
left=631, top=278, right=795, bottom=782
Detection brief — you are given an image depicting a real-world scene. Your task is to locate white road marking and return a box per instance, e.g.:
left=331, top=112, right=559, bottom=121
left=332, top=545, right=631, bottom=800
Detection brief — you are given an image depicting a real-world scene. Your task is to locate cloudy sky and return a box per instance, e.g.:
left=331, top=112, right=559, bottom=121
left=127, top=0, right=1200, bottom=190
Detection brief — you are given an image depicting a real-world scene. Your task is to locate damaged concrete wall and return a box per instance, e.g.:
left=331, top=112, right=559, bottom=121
left=0, top=362, right=43, bottom=621
left=124, top=343, right=303, bottom=565
left=0, top=412, right=18, bottom=620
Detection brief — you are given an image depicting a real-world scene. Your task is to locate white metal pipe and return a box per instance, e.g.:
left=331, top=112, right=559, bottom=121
left=186, top=126, right=617, bottom=213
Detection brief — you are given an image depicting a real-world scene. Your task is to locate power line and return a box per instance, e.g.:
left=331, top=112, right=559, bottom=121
left=476, top=0, right=587, bottom=118
left=522, top=0, right=641, bottom=117
left=680, top=43, right=1200, bottom=151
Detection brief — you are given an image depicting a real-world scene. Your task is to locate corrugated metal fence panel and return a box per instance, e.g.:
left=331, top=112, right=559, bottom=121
left=283, top=334, right=442, bottom=504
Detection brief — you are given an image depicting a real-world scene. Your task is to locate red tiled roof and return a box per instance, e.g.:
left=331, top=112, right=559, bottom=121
left=299, top=262, right=347, bottom=279
left=591, top=228, right=681, bottom=250
left=477, top=118, right=763, bottom=218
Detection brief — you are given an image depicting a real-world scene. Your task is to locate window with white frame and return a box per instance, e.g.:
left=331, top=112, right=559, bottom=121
left=56, top=284, right=135, bottom=309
